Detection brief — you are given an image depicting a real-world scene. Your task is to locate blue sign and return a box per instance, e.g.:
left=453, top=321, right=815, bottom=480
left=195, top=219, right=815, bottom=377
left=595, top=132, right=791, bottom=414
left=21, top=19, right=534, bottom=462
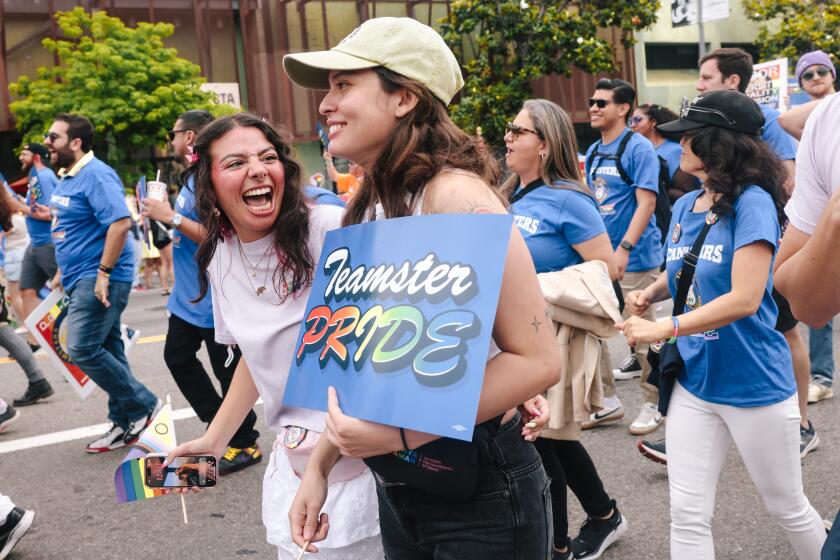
left=283, top=214, right=512, bottom=441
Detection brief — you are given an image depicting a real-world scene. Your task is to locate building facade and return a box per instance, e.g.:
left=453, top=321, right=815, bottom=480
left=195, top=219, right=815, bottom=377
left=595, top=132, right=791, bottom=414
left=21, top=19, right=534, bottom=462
left=1, top=0, right=635, bottom=179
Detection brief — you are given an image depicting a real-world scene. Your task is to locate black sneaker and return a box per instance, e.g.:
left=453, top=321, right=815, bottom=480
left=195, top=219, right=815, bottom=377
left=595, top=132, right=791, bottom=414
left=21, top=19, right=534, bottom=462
left=800, top=420, right=820, bottom=459
left=219, top=445, right=263, bottom=476
left=0, top=507, right=34, bottom=559
left=612, top=354, right=642, bottom=380
left=85, top=423, right=127, bottom=453
left=0, top=406, right=21, bottom=433
left=552, top=547, right=574, bottom=560
left=13, top=379, right=53, bottom=407
left=637, top=438, right=667, bottom=465
left=124, top=398, right=163, bottom=446
left=571, top=502, right=628, bottom=560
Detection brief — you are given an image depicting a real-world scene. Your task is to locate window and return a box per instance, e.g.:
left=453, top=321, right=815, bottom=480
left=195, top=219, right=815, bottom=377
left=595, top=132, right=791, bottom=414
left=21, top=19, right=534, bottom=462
left=646, top=43, right=701, bottom=70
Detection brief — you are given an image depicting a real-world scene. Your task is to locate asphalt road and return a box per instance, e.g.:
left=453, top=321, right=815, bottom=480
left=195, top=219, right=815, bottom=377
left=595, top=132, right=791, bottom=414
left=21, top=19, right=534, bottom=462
left=0, top=288, right=838, bottom=559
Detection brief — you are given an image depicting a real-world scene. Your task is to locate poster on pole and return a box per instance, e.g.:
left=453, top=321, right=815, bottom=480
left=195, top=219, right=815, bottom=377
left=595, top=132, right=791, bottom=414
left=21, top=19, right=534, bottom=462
left=24, top=289, right=141, bottom=399
left=746, top=58, right=789, bottom=111
left=283, top=214, right=512, bottom=441
left=671, top=0, right=730, bottom=27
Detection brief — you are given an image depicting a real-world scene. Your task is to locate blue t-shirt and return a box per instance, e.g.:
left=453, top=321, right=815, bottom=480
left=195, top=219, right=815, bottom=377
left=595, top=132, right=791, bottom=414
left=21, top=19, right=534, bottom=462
left=510, top=180, right=606, bottom=273
left=26, top=166, right=59, bottom=247
left=51, top=156, right=134, bottom=290
left=760, top=105, right=797, bottom=161
left=169, top=181, right=347, bottom=328
left=168, top=179, right=213, bottom=328
left=585, top=129, right=663, bottom=271
left=304, top=186, right=345, bottom=207
left=656, top=140, right=682, bottom=179
left=665, top=186, right=795, bottom=407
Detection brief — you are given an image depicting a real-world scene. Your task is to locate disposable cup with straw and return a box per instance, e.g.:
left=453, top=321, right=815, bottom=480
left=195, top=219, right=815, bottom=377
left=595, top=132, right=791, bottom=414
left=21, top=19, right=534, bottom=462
left=147, top=170, right=168, bottom=202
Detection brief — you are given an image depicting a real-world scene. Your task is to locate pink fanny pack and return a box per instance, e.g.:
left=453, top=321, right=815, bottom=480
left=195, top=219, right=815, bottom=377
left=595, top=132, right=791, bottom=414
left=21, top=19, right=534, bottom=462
left=278, top=426, right=368, bottom=486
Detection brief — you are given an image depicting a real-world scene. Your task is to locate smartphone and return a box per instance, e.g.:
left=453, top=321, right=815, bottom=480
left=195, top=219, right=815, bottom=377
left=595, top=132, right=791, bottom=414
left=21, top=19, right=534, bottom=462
left=144, top=454, right=217, bottom=488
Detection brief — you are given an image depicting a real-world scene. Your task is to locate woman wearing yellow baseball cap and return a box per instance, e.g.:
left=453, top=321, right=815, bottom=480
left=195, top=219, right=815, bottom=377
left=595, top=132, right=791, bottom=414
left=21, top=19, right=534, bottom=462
left=285, top=17, right=560, bottom=559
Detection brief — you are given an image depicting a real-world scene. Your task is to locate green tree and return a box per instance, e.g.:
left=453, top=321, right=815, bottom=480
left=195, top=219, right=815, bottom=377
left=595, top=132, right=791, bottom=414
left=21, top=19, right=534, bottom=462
left=9, top=7, right=232, bottom=183
left=744, top=0, right=840, bottom=61
left=440, top=0, right=660, bottom=146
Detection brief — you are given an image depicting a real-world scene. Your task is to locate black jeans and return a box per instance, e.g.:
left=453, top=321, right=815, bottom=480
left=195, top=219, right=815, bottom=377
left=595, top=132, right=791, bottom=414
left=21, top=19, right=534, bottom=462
left=534, top=438, right=613, bottom=550
left=376, top=411, right=553, bottom=560
left=163, top=313, right=259, bottom=449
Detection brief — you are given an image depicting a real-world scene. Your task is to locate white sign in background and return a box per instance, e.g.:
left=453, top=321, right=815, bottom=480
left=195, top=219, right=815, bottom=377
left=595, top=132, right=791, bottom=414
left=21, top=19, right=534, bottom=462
left=671, top=0, right=730, bottom=27
left=200, top=82, right=242, bottom=108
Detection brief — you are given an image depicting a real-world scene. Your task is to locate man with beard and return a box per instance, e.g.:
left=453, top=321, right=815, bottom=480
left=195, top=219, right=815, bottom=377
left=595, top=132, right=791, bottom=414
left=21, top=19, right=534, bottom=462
left=15, top=144, right=59, bottom=351
left=141, top=109, right=262, bottom=474
left=41, top=113, right=159, bottom=453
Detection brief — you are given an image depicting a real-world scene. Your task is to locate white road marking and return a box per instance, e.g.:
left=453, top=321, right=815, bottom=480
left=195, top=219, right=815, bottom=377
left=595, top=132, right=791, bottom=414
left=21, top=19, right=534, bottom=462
left=0, top=399, right=264, bottom=455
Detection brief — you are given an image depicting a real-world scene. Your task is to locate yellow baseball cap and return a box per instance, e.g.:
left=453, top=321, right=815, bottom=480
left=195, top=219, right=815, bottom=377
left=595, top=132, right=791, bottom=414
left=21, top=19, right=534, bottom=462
left=283, top=17, right=464, bottom=105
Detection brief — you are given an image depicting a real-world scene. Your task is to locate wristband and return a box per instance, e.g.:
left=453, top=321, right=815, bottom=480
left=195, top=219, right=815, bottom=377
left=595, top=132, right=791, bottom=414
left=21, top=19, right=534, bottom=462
left=98, top=264, right=113, bottom=274
left=399, top=428, right=410, bottom=451
left=668, top=316, right=679, bottom=344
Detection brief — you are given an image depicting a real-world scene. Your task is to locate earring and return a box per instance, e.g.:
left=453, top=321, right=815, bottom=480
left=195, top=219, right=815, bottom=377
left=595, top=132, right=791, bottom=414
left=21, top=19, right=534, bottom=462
left=539, top=152, right=546, bottom=160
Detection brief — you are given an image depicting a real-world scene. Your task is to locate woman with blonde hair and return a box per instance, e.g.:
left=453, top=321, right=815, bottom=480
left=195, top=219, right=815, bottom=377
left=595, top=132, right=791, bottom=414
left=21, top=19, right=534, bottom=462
left=505, top=98, right=625, bottom=560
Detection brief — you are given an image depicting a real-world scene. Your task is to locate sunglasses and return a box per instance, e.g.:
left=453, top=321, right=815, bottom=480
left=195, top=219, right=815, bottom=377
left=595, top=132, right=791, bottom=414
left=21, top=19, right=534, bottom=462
left=588, top=98, right=614, bottom=109
left=629, top=115, right=648, bottom=125
left=801, top=67, right=831, bottom=82
left=44, top=132, right=65, bottom=142
left=167, top=129, right=191, bottom=142
left=505, top=122, right=541, bottom=138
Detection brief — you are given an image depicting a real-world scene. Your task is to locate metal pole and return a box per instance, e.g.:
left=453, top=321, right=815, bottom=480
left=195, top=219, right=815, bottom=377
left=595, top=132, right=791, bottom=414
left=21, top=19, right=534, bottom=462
left=697, top=0, right=706, bottom=58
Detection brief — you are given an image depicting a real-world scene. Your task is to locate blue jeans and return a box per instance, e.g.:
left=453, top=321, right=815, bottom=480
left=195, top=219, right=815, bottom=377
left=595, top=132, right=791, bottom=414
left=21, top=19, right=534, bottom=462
left=810, top=319, right=835, bottom=385
left=823, top=508, right=840, bottom=560
left=376, top=411, right=553, bottom=560
left=66, top=277, right=157, bottom=427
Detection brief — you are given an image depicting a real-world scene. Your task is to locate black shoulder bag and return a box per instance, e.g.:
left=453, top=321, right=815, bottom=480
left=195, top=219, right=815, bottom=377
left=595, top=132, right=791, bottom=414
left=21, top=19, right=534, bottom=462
left=647, top=211, right=717, bottom=416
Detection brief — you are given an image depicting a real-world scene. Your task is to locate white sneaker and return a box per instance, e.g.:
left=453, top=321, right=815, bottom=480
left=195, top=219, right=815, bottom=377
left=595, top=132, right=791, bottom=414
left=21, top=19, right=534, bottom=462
left=807, top=381, right=834, bottom=404
left=629, top=402, right=663, bottom=435
left=582, top=404, right=625, bottom=430
left=612, top=355, right=642, bottom=380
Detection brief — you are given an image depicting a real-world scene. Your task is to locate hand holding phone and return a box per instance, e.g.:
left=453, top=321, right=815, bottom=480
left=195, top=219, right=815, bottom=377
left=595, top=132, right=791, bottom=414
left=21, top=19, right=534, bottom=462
left=144, top=454, right=217, bottom=489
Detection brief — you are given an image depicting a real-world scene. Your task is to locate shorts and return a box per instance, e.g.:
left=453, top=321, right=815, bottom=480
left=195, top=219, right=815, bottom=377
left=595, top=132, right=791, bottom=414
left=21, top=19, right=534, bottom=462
left=4, top=247, right=25, bottom=282
left=773, top=288, right=798, bottom=333
left=19, top=243, right=57, bottom=291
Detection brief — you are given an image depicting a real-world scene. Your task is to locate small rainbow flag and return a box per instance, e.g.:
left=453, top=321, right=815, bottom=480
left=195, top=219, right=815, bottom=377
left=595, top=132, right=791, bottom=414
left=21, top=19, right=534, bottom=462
left=114, top=403, right=177, bottom=504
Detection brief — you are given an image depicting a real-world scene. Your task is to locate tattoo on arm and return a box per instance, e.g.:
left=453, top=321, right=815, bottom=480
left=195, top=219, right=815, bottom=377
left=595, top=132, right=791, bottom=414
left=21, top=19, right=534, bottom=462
left=531, top=315, right=542, bottom=333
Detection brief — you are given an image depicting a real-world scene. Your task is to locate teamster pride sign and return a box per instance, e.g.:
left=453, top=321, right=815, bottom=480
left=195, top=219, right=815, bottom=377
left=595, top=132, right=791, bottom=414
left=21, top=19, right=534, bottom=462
left=283, top=214, right=512, bottom=441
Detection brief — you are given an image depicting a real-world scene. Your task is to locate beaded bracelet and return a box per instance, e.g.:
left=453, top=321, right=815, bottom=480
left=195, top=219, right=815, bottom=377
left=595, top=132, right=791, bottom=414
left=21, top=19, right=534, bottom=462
left=667, top=316, right=679, bottom=345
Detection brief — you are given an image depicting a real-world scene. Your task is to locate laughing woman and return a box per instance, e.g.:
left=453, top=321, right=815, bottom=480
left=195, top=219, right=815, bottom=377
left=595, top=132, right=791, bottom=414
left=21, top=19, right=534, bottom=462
left=166, top=113, right=383, bottom=559
left=285, top=17, right=561, bottom=560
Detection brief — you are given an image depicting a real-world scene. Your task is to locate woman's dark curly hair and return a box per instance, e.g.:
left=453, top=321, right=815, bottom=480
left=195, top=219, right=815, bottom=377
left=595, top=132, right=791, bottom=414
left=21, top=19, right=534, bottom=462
left=684, top=126, right=788, bottom=223
left=0, top=193, right=13, bottom=233
left=185, top=112, right=313, bottom=303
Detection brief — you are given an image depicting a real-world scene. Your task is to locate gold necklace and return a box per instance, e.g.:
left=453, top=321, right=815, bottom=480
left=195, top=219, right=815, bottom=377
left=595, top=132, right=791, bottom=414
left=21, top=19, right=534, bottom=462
left=237, top=241, right=273, bottom=295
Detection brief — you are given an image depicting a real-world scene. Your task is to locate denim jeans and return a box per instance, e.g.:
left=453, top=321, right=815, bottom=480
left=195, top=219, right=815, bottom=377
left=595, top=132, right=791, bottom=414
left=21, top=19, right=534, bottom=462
left=810, top=319, right=835, bottom=385
left=66, top=277, right=157, bottom=427
left=376, top=411, right=553, bottom=560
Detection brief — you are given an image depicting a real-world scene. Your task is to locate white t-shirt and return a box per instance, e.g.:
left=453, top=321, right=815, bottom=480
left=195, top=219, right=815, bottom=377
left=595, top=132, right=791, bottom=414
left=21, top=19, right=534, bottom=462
left=5, top=214, right=29, bottom=252
left=209, top=204, right=344, bottom=434
left=788, top=92, right=840, bottom=235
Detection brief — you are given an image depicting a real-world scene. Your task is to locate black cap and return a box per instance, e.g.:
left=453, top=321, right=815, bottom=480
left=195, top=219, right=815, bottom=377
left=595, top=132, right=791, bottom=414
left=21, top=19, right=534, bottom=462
left=657, top=90, right=765, bottom=137
left=22, top=142, right=50, bottom=161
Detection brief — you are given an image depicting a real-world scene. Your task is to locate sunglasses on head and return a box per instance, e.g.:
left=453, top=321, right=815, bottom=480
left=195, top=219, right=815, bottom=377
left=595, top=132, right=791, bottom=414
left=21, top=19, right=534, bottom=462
left=505, top=122, right=541, bottom=138
left=167, top=129, right=191, bottom=142
left=588, top=98, right=613, bottom=109
left=802, top=67, right=831, bottom=82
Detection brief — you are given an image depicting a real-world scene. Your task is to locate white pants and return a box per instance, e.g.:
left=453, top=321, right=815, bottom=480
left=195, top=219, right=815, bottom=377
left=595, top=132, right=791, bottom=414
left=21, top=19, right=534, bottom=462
left=0, top=492, right=14, bottom=519
left=666, top=382, right=825, bottom=559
